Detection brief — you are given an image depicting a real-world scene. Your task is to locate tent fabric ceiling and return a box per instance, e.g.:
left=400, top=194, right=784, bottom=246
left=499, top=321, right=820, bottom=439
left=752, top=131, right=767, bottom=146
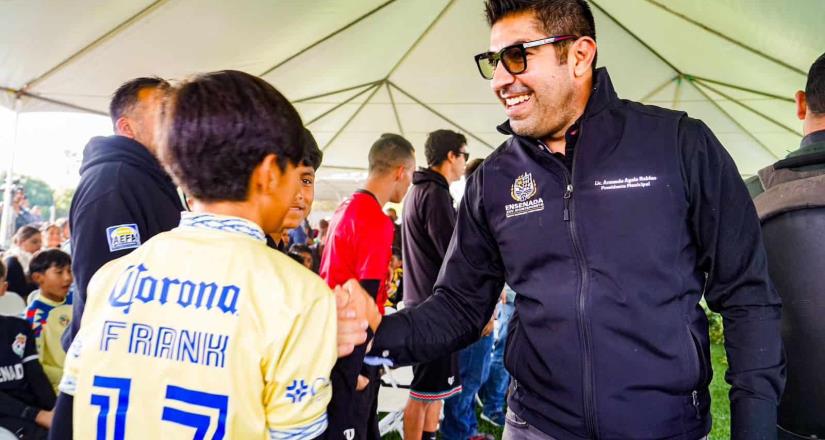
left=2, top=0, right=823, bottom=201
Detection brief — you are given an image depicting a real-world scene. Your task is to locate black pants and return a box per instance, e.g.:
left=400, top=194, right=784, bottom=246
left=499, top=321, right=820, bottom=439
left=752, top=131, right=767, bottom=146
left=323, top=364, right=381, bottom=440
left=0, top=417, right=48, bottom=440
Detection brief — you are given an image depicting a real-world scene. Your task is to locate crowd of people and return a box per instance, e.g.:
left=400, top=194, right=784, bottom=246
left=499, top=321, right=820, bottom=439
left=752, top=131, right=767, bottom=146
left=0, top=1, right=822, bottom=439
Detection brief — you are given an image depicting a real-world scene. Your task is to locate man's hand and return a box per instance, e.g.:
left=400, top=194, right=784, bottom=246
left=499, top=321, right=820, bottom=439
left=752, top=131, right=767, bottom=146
left=35, top=409, right=53, bottom=429
left=355, top=374, right=370, bottom=391
left=335, top=286, right=369, bottom=358
left=341, top=279, right=382, bottom=332
left=482, top=318, right=495, bottom=337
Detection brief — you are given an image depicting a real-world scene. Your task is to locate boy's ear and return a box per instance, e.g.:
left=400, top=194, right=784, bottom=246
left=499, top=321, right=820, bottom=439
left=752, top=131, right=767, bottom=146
left=31, top=272, right=44, bottom=284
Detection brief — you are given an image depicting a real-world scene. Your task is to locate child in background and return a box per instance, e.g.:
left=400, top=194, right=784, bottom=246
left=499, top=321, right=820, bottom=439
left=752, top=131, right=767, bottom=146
left=24, top=250, right=72, bottom=391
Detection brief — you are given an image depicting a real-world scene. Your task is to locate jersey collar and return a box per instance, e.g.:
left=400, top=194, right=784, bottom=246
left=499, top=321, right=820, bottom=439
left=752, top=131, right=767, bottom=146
left=179, top=212, right=266, bottom=242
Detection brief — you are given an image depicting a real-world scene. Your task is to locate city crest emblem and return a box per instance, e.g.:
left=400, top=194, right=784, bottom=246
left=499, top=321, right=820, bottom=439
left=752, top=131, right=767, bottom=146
left=12, top=333, right=26, bottom=358
left=511, top=172, right=537, bottom=202
left=506, top=172, right=544, bottom=218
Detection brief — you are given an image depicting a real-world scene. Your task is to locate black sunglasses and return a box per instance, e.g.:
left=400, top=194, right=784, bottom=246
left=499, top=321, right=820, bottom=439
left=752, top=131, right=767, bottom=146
left=456, top=151, right=469, bottom=161
left=474, top=35, right=577, bottom=80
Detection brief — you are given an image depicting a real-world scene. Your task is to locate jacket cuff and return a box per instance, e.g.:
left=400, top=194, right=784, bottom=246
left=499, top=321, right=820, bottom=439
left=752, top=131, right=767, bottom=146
left=731, top=397, right=777, bottom=440
left=20, top=405, right=38, bottom=421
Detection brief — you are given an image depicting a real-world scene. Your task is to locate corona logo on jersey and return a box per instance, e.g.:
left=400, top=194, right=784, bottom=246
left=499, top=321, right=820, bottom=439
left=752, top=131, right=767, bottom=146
left=106, top=223, right=141, bottom=252
left=108, top=263, right=241, bottom=315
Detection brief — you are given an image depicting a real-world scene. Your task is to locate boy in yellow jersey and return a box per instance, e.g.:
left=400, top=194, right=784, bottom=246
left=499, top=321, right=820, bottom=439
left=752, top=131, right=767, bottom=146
left=49, top=70, right=373, bottom=440
left=25, top=249, right=73, bottom=391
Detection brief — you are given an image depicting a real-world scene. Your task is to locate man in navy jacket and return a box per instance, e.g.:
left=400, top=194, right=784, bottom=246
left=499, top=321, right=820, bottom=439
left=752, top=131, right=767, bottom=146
left=365, top=1, right=784, bottom=439
left=63, top=77, right=184, bottom=350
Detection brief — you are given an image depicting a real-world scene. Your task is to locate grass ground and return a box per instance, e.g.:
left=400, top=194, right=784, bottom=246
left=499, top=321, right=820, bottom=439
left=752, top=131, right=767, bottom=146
left=382, top=344, right=732, bottom=439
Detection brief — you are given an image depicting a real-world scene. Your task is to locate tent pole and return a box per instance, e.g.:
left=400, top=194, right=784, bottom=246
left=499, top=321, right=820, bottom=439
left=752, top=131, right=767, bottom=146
left=686, top=79, right=780, bottom=160
left=639, top=75, right=679, bottom=103
left=684, top=75, right=795, bottom=103
left=0, top=97, right=22, bottom=248
left=386, top=82, right=404, bottom=135
left=388, top=82, right=495, bottom=150
left=694, top=79, right=801, bottom=137
left=672, top=75, right=683, bottom=109
left=321, top=83, right=384, bottom=152
left=293, top=81, right=381, bottom=104
left=644, top=0, right=805, bottom=76
left=305, top=83, right=380, bottom=126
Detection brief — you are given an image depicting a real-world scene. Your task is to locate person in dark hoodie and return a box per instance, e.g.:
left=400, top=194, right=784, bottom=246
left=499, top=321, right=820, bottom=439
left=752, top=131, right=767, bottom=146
left=401, top=129, right=469, bottom=440
left=62, top=77, right=184, bottom=351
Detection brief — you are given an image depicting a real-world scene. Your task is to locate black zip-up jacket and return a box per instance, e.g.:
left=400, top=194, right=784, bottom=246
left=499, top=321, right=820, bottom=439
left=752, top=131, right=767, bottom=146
left=370, top=69, right=784, bottom=439
left=401, top=168, right=456, bottom=307
left=64, top=135, right=183, bottom=350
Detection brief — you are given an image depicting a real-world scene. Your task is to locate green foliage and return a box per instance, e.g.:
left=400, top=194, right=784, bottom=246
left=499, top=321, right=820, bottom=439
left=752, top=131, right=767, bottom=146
left=53, top=188, right=75, bottom=219
left=701, top=299, right=725, bottom=345
left=1, top=173, right=55, bottom=209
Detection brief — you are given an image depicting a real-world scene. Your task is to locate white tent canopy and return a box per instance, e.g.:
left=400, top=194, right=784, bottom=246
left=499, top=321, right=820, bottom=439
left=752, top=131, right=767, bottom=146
left=2, top=0, right=824, bottom=196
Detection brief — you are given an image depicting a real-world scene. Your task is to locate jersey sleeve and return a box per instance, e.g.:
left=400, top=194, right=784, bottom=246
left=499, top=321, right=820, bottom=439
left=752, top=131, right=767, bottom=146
left=263, top=279, right=337, bottom=439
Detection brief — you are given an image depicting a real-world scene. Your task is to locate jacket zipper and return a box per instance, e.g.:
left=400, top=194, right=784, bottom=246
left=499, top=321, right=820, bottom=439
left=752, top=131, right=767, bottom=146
left=539, top=140, right=599, bottom=438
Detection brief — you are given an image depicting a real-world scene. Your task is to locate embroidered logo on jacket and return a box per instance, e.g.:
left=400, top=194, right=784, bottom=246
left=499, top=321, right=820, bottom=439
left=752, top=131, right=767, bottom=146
left=506, top=172, right=545, bottom=218
left=11, top=333, right=26, bottom=358
left=106, top=224, right=141, bottom=252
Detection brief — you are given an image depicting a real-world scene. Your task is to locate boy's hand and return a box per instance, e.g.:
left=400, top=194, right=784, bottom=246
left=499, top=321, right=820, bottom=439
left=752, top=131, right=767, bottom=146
left=341, top=279, right=382, bottom=332
left=35, top=409, right=53, bottom=429
left=335, top=286, right=369, bottom=358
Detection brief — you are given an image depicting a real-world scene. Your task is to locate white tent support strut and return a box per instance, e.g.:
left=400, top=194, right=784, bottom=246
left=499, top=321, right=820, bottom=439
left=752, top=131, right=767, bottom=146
left=686, top=78, right=780, bottom=160
left=321, top=83, right=384, bottom=152
left=0, top=97, right=22, bottom=248
left=259, top=0, right=397, bottom=78
left=388, top=81, right=495, bottom=151
left=639, top=75, right=680, bottom=103
left=20, top=0, right=169, bottom=93
left=305, top=82, right=382, bottom=126
left=386, top=82, right=405, bottom=136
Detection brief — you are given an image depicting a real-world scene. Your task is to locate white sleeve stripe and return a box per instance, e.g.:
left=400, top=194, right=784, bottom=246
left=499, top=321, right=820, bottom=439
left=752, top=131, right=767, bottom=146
left=58, top=374, right=77, bottom=396
left=22, top=355, right=39, bottom=363
left=269, top=414, right=328, bottom=440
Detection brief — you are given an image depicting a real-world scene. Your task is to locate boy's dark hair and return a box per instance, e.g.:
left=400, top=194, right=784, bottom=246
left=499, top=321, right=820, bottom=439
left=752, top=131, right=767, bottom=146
left=465, top=158, right=484, bottom=177
left=391, top=247, right=402, bottom=259
left=289, top=244, right=312, bottom=255
left=109, top=77, right=169, bottom=126
left=425, top=129, right=467, bottom=167
left=159, top=70, right=305, bottom=202
left=368, top=133, right=416, bottom=174
left=29, top=249, right=71, bottom=276
left=301, top=128, right=323, bottom=170
left=806, top=52, right=825, bottom=114
left=484, top=0, right=597, bottom=67
left=287, top=252, right=306, bottom=265
left=0, top=259, right=6, bottom=280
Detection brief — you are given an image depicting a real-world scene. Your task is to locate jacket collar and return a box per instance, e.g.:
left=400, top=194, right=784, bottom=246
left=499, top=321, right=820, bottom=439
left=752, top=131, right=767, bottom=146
left=496, top=67, right=619, bottom=137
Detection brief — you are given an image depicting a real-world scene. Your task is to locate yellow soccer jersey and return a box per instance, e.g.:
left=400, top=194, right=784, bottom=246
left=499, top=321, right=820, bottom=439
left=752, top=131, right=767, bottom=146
left=24, top=290, right=73, bottom=390
left=60, top=213, right=337, bottom=440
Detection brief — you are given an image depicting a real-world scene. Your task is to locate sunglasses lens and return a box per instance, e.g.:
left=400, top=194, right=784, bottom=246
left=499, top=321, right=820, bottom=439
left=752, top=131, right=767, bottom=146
left=476, top=54, right=497, bottom=80
left=501, top=47, right=526, bottom=75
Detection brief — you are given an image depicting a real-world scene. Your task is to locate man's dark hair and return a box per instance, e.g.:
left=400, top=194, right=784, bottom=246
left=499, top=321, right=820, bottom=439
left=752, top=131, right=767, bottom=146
left=29, top=249, right=71, bottom=276
left=425, top=129, right=468, bottom=167
left=484, top=0, right=597, bottom=67
left=465, top=158, right=484, bottom=177
left=368, top=133, right=415, bottom=174
left=159, top=70, right=305, bottom=202
left=109, top=77, right=169, bottom=126
left=806, top=52, right=825, bottom=114
left=301, top=128, right=323, bottom=170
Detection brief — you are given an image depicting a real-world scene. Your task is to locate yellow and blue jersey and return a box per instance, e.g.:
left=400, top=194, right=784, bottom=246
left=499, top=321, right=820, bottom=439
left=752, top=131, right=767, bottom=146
left=60, top=213, right=337, bottom=439
left=24, top=290, right=73, bottom=390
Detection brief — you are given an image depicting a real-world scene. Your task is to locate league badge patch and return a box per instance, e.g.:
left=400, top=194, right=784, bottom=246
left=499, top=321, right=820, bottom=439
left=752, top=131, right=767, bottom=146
left=107, top=224, right=141, bottom=252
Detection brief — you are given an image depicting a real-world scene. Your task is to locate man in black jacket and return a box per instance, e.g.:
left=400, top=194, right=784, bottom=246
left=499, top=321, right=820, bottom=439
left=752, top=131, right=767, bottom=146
left=63, top=77, right=184, bottom=350
left=363, top=1, right=784, bottom=439
left=401, top=130, right=468, bottom=440
left=748, top=52, right=825, bottom=439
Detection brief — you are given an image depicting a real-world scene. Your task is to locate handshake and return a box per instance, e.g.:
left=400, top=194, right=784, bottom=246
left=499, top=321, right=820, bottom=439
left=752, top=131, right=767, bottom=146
left=334, top=279, right=383, bottom=358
